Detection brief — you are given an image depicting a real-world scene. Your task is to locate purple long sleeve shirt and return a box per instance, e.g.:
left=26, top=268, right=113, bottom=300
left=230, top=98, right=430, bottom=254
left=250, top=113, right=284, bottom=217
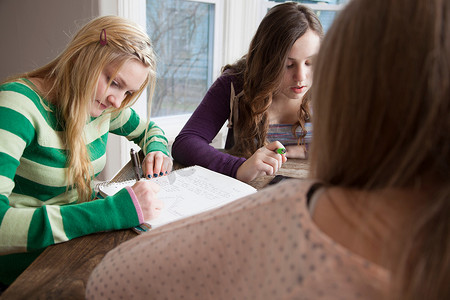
left=172, top=72, right=246, bottom=178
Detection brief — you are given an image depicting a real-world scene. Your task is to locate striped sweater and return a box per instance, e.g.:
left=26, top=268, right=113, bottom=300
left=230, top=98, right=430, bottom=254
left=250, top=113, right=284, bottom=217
left=0, top=80, right=169, bottom=284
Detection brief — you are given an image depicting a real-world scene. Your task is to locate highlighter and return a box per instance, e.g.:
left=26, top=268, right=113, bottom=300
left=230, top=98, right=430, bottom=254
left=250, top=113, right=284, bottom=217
left=276, top=147, right=286, bottom=155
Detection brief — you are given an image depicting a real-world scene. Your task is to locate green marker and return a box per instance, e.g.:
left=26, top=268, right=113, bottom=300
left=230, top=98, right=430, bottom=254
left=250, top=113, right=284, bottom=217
left=276, top=148, right=286, bottom=154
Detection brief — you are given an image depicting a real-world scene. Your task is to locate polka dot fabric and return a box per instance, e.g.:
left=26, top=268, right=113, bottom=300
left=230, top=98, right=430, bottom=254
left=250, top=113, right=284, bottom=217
left=86, top=179, right=389, bottom=300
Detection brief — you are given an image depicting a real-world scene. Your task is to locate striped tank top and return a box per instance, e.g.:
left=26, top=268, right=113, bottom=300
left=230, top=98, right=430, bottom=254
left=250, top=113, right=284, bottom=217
left=267, top=122, right=312, bottom=146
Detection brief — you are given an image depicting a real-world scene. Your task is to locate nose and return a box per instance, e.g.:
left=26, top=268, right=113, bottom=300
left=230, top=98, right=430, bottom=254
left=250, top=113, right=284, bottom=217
left=106, top=93, right=124, bottom=109
left=294, top=64, right=309, bottom=82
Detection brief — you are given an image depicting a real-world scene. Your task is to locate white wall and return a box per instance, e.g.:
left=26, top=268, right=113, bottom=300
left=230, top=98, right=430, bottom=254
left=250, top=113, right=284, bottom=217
left=222, top=0, right=265, bottom=66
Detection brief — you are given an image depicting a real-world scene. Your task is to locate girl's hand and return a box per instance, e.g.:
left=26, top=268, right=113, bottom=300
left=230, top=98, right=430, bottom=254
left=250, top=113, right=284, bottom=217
left=236, top=141, right=287, bottom=183
left=142, top=151, right=173, bottom=179
left=131, top=180, right=162, bottom=221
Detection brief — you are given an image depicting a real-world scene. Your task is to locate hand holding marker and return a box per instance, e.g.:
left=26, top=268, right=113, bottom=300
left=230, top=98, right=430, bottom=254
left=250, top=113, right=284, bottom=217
left=234, top=142, right=286, bottom=183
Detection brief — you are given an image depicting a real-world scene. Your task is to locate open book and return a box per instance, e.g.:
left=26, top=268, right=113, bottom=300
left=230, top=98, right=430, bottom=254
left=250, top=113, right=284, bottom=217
left=97, top=165, right=257, bottom=232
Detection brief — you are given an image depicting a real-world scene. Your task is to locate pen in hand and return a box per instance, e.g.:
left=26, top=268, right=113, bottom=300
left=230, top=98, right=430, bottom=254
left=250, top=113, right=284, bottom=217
left=130, top=148, right=141, bottom=180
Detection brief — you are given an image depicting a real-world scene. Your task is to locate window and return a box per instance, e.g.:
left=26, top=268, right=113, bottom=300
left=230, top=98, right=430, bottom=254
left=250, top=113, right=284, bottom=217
left=146, top=0, right=221, bottom=117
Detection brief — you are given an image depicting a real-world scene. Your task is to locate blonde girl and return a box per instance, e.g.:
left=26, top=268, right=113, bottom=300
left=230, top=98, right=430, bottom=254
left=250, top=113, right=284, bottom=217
left=0, top=16, right=171, bottom=286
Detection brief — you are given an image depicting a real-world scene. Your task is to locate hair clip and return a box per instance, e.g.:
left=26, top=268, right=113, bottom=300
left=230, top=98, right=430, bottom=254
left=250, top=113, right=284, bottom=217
left=99, top=29, right=107, bottom=46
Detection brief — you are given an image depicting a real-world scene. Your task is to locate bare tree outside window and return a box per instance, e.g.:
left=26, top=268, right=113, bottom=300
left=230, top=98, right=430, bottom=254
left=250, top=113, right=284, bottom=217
left=147, top=0, right=214, bottom=117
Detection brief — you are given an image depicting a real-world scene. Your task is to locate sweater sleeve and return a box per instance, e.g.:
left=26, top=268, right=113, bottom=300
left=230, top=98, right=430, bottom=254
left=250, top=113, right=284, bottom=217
left=0, top=117, right=141, bottom=256
left=0, top=187, right=141, bottom=285
left=171, top=74, right=246, bottom=178
left=109, top=107, right=170, bottom=157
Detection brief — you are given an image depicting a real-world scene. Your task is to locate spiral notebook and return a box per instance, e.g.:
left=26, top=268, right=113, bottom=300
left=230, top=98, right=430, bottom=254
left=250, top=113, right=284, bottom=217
left=97, top=165, right=257, bottom=233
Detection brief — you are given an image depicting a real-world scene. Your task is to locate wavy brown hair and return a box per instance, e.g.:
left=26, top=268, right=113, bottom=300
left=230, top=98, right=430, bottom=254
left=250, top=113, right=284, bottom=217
left=311, top=0, right=449, bottom=299
left=3, top=16, right=157, bottom=203
left=225, top=2, right=323, bottom=158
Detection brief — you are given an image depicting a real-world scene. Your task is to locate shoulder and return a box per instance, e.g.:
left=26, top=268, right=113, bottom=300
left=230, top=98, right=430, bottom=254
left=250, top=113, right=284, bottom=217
left=0, top=80, right=55, bottom=119
left=221, top=69, right=244, bottom=92
left=253, top=178, right=315, bottom=208
left=207, top=70, right=244, bottom=96
left=0, top=80, right=39, bottom=101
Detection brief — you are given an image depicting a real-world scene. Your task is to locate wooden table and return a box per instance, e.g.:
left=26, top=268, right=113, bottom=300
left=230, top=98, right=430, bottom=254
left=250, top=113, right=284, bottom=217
left=2, top=158, right=309, bottom=300
left=248, top=158, right=310, bottom=190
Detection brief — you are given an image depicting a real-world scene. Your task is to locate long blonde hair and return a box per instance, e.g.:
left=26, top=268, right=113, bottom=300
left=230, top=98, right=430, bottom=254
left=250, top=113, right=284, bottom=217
left=311, top=0, right=449, bottom=298
left=4, top=16, right=156, bottom=203
left=225, top=2, right=323, bottom=158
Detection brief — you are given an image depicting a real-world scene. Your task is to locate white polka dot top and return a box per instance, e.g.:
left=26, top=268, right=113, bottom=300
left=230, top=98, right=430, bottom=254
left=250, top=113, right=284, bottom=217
left=86, top=179, right=389, bottom=300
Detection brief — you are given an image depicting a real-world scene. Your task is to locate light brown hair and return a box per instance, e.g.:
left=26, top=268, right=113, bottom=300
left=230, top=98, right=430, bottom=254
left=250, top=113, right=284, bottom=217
left=225, top=2, right=323, bottom=158
left=311, top=0, right=449, bottom=298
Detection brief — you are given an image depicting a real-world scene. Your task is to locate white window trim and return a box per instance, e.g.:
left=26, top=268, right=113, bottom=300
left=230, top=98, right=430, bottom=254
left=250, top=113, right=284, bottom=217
left=263, top=1, right=347, bottom=11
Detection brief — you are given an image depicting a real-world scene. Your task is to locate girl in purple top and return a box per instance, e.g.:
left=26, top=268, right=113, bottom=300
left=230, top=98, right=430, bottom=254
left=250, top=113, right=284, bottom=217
left=172, top=2, right=323, bottom=182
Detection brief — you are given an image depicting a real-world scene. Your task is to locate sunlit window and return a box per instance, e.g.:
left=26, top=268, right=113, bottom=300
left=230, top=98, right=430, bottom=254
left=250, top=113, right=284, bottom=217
left=146, top=0, right=216, bottom=117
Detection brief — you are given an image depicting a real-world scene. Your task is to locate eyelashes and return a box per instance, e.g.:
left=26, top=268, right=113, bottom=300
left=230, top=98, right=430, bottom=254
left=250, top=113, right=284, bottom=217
left=107, top=76, right=133, bottom=97
left=286, top=61, right=313, bottom=69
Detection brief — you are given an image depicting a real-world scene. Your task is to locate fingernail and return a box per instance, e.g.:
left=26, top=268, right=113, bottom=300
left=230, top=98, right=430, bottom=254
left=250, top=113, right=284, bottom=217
left=153, top=173, right=158, bottom=178
left=147, top=174, right=152, bottom=179
left=165, top=171, right=168, bottom=174
left=159, top=172, right=164, bottom=176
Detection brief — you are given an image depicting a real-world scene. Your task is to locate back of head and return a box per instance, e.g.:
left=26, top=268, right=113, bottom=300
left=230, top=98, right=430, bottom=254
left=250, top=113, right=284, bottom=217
left=311, top=0, right=449, bottom=190
left=311, top=0, right=449, bottom=299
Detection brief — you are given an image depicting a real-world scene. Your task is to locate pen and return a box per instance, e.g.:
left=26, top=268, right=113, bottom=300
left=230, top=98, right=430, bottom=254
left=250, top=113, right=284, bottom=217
left=276, top=147, right=286, bottom=155
left=130, top=149, right=141, bottom=180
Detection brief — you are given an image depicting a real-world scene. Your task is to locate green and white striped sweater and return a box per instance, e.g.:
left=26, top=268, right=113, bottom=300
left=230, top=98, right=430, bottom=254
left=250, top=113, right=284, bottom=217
left=0, top=80, right=169, bottom=284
